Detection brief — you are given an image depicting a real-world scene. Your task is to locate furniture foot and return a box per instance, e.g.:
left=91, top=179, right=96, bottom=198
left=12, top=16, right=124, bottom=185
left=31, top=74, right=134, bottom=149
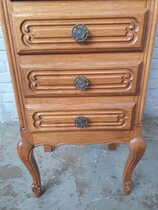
left=17, top=140, right=42, bottom=198
left=44, top=144, right=52, bottom=153
left=108, top=143, right=117, bottom=150
left=123, top=136, right=146, bottom=195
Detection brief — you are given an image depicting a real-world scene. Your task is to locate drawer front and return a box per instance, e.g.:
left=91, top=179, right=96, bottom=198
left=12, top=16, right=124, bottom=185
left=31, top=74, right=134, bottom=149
left=26, top=102, right=135, bottom=132
left=21, top=61, right=142, bottom=97
left=11, top=9, right=148, bottom=54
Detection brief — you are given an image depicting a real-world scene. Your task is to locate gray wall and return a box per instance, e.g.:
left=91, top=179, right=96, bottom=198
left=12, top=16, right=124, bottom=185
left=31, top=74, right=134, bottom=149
left=145, top=23, right=158, bottom=116
left=0, top=24, right=158, bottom=122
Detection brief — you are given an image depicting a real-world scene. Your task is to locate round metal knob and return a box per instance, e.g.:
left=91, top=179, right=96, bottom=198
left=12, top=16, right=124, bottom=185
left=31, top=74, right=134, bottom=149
left=74, top=116, right=88, bottom=128
left=72, top=24, right=89, bottom=42
left=74, top=76, right=89, bottom=91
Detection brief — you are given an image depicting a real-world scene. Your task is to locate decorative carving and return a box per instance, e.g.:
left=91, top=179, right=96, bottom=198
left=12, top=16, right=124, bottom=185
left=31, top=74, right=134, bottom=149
left=32, top=183, right=41, bottom=195
left=124, top=181, right=133, bottom=194
left=13, top=12, right=148, bottom=53
left=117, top=112, right=127, bottom=126
left=31, top=108, right=129, bottom=131
left=21, top=18, right=138, bottom=46
left=24, top=66, right=138, bottom=96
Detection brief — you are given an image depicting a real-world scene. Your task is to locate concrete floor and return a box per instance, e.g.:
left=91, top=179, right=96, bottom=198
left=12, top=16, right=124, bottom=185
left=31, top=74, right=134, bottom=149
left=0, top=116, right=158, bottom=210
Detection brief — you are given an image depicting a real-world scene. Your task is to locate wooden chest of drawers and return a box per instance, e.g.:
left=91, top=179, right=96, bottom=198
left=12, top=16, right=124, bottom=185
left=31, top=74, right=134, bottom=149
left=1, top=0, right=157, bottom=197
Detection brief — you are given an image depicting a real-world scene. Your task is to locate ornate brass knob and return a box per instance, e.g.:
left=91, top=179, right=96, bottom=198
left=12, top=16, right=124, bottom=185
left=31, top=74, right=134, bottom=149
left=74, top=116, right=88, bottom=128
left=74, top=76, right=89, bottom=91
left=72, top=24, right=89, bottom=42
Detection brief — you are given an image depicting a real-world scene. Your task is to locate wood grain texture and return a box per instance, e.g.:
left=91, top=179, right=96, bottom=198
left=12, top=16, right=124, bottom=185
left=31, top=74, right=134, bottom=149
left=134, top=0, right=158, bottom=130
left=33, top=130, right=130, bottom=146
left=12, top=10, right=148, bottom=54
left=21, top=60, right=142, bottom=97
left=26, top=102, right=135, bottom=132
left=1, top=0, right=158, bottom=197
left=0, top=0, right=27, bottom=130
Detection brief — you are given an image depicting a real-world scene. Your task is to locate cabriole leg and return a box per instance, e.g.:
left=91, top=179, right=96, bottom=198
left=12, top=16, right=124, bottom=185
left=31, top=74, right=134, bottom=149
left=123, top=136, right=146, bottom=195
left=17, top=140, right=42, bottom=198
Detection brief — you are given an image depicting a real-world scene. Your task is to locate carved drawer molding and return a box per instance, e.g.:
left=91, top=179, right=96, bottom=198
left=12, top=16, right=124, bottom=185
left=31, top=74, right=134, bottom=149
left=26, top=102, right=135, bottom=132
left=21, top=61, right=142, bottom=97
left=12, top=10, right=148, bottom=54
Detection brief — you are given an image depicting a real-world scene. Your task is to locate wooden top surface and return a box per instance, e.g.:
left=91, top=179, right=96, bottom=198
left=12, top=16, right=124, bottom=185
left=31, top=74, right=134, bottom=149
left=0, top=1, right=158, bottom=24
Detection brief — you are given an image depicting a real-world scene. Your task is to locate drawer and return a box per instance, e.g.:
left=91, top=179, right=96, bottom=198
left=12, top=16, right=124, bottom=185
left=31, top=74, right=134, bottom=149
left=11, top=1, right=148, bottom=54
left=21, top=60, right=142, bottom=97
left=26, top=102, right=135, bottom=132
